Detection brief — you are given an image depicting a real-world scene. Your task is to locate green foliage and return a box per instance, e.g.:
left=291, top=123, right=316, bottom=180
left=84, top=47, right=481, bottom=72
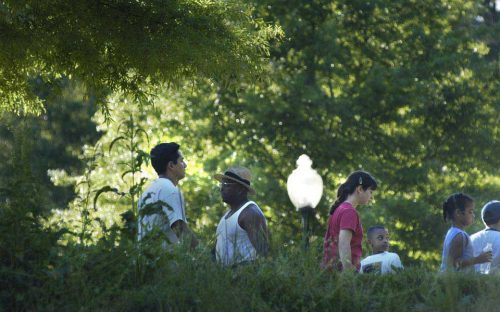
left=172, top=0, right=500, bottom=266
left=2, top=1, right=500, bottom=309
left=0, top=122, right=66, bottom=310
left=41, top=1, right=500, bottom=270
left=3, top=233, right=500, bottom=311
left=49, top=95, right=163, bottom=242
left=0, top=78, right=100, bottom=211
left=0, top=0, right=282, bottom=114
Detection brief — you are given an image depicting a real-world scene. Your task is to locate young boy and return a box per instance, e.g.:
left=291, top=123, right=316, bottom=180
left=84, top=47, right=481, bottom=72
left=360, top=226, right=403, bottom=274
left=471, top=200, right=500, bottom=274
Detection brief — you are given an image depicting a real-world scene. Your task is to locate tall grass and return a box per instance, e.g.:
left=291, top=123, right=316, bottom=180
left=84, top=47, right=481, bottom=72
left=2, top=230, right=499, bottom=311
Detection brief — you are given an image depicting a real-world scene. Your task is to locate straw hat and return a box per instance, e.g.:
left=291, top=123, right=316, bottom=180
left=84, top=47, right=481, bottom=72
left=214, top=166, right=256, bottom=195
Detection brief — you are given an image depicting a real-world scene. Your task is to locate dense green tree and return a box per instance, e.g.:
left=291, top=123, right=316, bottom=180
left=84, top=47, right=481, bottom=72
left=0, top=79, right=101, bottom=309
left=177, top=0, right=500, bottom=265
left=0, top=0, right=281, bottom=114
left=48, top=0, right=499, bottom=267
left=0, top=78, right=100, bottom=210
left=13, top=0, right=500, bottom=308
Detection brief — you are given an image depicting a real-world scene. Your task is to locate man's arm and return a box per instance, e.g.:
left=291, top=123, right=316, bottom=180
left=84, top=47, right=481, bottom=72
left=162, top=189, right=199, bottom=249
left=238, top=205, right=269, bottom=257
left=338, top=229, right=354, bottom=271
left=171, top=220, right=199, bottom=249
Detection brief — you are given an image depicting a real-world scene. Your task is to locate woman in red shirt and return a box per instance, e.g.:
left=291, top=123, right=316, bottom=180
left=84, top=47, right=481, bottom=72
left=322, top=171, right=377, bottom=271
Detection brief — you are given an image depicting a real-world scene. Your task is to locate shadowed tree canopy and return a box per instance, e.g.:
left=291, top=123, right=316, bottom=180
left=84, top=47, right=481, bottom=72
left=0, top=0, right=281, bottom=114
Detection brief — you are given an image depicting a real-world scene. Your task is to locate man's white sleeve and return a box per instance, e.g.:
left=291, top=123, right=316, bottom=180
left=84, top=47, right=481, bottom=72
left=162, top=191, right=184, bottom=228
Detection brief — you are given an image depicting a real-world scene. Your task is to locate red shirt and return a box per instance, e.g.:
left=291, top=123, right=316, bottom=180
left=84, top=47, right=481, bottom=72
left=322, top=202, right=363, bottom=271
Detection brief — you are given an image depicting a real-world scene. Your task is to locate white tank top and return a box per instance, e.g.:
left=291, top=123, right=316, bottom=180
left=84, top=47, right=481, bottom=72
left=216, top=201, right=264, bottom=266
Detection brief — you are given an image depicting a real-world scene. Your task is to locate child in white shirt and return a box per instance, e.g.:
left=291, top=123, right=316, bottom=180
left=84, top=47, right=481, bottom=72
left=360, top=226, right=403, bottom=274
left=471, top=200, right=500, bottom=274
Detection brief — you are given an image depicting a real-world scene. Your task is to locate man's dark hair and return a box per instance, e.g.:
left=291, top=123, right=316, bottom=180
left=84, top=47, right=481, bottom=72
left=150, top=142, right=180, bottom=175
left=367, top=225, right=386, bottom=239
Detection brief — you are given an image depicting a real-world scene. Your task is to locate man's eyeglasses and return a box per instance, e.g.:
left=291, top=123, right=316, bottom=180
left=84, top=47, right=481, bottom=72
left=220, top=181, right=237, bottom=187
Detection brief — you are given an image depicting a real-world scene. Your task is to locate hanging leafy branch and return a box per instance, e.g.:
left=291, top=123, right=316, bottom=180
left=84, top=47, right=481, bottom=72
left=0, top=0, right=282, bottom=114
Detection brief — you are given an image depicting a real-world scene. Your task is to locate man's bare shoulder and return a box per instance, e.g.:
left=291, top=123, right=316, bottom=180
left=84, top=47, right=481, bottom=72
left=239, top=203, right=265, bottom=224
left=241, top=203, right=263, bottom=216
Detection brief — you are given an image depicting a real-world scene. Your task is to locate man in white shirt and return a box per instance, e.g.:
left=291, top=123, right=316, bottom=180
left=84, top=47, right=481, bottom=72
left=138, top=142, right=198, bottom=248
left=360, top=226, right=403, bottom=274
left=471, top=200, right=500, bottom=274
left=214, top=167, right=269, bottom=266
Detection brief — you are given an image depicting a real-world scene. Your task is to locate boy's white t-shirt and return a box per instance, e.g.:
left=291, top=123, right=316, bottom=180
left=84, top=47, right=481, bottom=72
left=471, top=228, right=500, bottom=273
left=360, top=252, right=403, bottom=274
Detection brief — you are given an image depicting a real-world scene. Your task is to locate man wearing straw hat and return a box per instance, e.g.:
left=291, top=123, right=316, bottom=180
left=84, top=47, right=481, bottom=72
left=214, top=166, right=269, bottom=266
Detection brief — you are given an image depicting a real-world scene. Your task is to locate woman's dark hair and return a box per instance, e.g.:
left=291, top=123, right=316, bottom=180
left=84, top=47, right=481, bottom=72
left=442, top=193, right=474, bottom=222
left=329, top=171, right=378, bottom=215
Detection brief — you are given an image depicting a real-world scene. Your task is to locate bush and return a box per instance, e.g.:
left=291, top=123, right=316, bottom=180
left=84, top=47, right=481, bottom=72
left=2, top=232, right=500, bottom=311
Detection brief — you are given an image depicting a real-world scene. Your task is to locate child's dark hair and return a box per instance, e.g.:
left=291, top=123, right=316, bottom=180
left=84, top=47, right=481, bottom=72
left=329, top=171, right=378, bottom=215
left=367, top=225, right=386, bottom=239
left=442, top=193, right=474, bottom=222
